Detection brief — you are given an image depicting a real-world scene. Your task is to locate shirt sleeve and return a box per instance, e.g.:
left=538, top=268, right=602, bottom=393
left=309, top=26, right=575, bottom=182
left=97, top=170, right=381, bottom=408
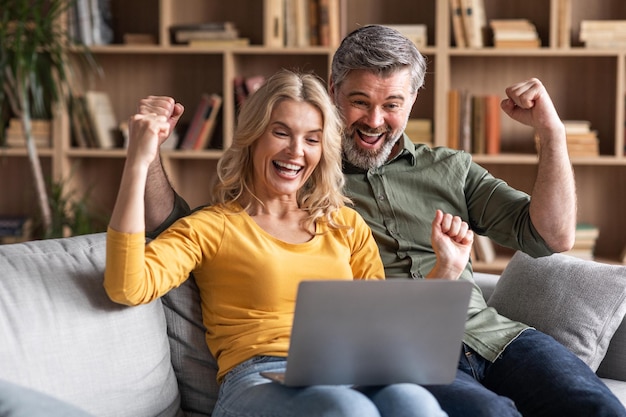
left=343, top=208, right=386, bottom=280
left=464, top=160, right=552, bottom=258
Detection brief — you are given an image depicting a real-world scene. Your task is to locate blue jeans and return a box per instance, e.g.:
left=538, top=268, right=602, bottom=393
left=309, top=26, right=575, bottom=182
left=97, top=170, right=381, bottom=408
left=425, top=329, right=626, bottom=417
left=213, top=356, right=447, bottom=417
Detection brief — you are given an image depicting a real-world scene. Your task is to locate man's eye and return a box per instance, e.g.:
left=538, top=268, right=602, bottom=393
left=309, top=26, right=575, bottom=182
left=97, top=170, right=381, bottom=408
left=385, top=103, right=401, bottom=111
left=351, top=100, right=368, bottom=109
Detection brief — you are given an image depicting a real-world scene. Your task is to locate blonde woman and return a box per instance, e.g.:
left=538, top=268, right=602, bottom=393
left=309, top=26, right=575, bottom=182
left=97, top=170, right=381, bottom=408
left=105, top=70, right=471, bottom=417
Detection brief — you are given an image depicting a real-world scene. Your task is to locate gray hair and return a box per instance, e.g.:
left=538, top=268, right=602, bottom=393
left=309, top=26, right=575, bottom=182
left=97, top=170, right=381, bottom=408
left=331, top=25, right=427, bottom=95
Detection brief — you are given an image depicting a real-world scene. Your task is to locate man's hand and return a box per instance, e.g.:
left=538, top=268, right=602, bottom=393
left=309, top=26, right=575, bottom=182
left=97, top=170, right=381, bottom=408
left=427, top=210, right=474, bottom=280
left=137, top=96, right=184, bottom=146
left=500, top=78, right=564, bottom=138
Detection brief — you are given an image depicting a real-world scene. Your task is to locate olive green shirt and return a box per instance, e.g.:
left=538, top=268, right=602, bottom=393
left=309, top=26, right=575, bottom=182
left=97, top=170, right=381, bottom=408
left=342, top=135, right=554, bottom=362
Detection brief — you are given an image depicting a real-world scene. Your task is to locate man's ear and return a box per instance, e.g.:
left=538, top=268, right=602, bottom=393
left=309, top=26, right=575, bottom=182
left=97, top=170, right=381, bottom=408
left=328, top=81, right=336, bottom=103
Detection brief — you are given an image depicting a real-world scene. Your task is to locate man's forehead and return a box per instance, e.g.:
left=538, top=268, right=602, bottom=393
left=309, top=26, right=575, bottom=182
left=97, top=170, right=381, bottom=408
left=340, top=69, right=413, bottom=99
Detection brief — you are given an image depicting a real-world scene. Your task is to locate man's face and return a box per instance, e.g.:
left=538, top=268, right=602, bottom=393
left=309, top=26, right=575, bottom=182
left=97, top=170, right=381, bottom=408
left=333, top=68, right=417, bottom=170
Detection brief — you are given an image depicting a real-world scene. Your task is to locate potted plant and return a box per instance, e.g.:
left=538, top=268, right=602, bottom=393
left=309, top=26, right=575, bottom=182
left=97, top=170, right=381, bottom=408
left=0, top=0, right=98, bottom=237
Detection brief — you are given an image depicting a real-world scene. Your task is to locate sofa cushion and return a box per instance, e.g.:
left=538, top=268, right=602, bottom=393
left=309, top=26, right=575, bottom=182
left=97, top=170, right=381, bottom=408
left=487, top=251, right=626, bottom=371
left=0, top=233, right=181, bottom=417
left=162, top=275, right=219, bottom=416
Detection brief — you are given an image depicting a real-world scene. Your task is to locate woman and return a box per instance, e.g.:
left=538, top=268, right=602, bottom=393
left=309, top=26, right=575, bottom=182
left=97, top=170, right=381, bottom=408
left=105, top=70, right=471, bottom=417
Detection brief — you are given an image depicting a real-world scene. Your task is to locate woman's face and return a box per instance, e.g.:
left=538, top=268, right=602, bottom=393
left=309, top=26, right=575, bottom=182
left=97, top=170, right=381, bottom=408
left=251, top=99, right=323, bottom=202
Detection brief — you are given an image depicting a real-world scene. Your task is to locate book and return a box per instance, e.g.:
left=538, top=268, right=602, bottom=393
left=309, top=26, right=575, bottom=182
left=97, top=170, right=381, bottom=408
left=84, top=90, right=118, bottom=149
left=264, top=0, right=285, bottom=47
left=449, top=0, right=467, bottom=48
left=180, top=94, right=213, bottom=150
left=318, top=0, right=340, bottom=47
left=472, top=95, right=486, bottom=154
left=447, top=89, right=461, bottom=150
left=460, top=0, right=486, bottom=48
left=194, top=94, right=223, bottom=151
left=557, top=0, right=572, bottom=48
left=484, top=94, right=501, bottom=155
left=459, top=89, right=472, bottom=152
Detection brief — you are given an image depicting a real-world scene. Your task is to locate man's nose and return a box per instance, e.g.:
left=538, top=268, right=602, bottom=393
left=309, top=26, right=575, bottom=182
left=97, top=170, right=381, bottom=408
left=364, top=107, right=385, bottom=127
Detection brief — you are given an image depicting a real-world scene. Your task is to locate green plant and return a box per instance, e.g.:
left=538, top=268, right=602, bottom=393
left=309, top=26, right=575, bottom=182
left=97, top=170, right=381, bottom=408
left=44, top=174, right=107, bottom=239
left=0, top=0, right=98, bottom=236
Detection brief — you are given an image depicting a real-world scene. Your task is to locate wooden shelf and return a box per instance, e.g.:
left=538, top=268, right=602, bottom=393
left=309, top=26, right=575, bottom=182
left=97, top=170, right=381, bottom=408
left=3, top=0, right=626, bottom=266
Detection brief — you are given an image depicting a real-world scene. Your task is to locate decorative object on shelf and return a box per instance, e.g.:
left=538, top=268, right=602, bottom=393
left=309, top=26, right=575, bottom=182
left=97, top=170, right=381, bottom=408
left=0, top=0, right=98, bottom=237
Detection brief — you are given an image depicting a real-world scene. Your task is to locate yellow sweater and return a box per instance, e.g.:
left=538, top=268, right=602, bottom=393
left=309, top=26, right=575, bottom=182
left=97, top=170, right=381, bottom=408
left=105, top=204, right=384, bottom=381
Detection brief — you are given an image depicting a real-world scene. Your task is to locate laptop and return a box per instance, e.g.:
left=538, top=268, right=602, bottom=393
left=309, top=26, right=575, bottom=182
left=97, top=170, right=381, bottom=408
left=261, top=279, right=472, bottom=387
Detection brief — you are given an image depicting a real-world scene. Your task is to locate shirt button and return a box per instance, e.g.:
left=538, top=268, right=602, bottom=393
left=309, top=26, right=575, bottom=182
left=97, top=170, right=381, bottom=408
left=378, top=195, right=385, bottom=201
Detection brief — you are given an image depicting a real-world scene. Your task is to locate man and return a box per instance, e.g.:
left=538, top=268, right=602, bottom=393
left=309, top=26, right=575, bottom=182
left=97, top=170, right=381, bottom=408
left=141, top=25, right=625, bottom=417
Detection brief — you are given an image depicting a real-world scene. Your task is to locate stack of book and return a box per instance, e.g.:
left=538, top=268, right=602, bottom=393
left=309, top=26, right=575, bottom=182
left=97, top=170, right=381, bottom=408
left=3, top=118, right=51, bottom=148
left=170, top=22, right=248, bottom=47
left=563, top=120, right=599, bottom=157
left=449, top=0, right=487, bottom=48
left=0, top=216, right=32, bottom=244
left=565, top=223, right=600, bottom=260
left=580, top=20, right=626, bottom=48
left=490, top=19, right=541, bottom=48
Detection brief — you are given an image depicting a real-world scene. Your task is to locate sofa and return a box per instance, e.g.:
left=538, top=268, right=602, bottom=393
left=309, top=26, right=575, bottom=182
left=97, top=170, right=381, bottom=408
left=1, top=232, right=626, bottom=416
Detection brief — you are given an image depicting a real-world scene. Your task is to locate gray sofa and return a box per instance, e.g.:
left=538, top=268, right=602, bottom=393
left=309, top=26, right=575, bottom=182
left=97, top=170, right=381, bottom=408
left=1, top=233, right=626, bottom=416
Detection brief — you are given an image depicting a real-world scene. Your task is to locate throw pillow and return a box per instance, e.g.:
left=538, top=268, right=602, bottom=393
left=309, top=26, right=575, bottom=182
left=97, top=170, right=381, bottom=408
left=162, top=275, right=219, bottom=416
left=0, top=234, right=181, bottom=417
left=487, top=251, right=626, bottom=371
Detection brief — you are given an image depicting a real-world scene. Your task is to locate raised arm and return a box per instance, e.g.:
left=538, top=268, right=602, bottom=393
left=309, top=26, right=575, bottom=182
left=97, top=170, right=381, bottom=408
left=500, top=78, right=576, bottom=252
left=426, top=210, right=474, bottom=280
left=109, top=113, right=171, bottom=233
left=136, top=96, right=185, bottom=232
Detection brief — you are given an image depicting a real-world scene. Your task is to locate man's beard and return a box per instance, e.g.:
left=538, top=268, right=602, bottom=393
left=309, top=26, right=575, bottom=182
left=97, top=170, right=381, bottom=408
left=342, top=128, right=402, bottom=170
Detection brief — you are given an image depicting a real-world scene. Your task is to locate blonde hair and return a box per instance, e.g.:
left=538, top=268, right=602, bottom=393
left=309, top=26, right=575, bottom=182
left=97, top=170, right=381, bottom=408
left=211, top=69, right=349, bottom=230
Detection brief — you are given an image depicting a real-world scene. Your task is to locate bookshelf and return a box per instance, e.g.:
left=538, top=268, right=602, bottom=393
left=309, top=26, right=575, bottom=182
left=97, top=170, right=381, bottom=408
left=2, top=0, right=626, bottom=272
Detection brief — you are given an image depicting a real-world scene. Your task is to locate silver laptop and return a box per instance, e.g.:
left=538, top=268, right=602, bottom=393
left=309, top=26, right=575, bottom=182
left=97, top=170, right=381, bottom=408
left=261, top=279, right=472, bottom=387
